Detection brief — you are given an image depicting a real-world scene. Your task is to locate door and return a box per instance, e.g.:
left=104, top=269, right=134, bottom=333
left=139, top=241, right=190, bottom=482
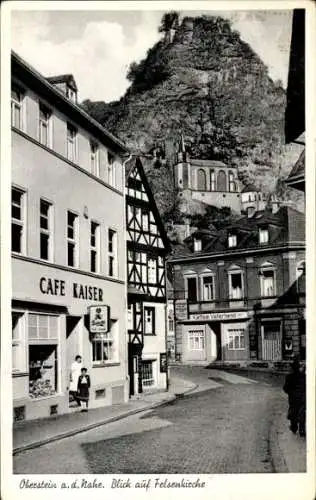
left=128, top=343, right=143, bottom=397
left=132, top=356, right=139, bottom=395
left=261, top=322, right=281, bottom=361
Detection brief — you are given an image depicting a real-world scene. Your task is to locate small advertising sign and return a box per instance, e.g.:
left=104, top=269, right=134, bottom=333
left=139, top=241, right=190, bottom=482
left=160, top=353, right=167, bottom=373
left=89, top=305, right=110, bottom=333
left=175, top=299, right=188, bottom=320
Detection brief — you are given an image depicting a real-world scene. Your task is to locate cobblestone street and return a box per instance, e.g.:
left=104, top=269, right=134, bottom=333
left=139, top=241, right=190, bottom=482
left=13, top=367, right=306, bottom=474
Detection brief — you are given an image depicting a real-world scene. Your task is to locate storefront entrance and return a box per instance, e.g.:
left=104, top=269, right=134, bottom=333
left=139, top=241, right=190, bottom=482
left=261, top=321, right=282, bottom=361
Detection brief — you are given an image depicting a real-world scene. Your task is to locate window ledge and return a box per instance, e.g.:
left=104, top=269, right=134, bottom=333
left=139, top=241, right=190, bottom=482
left=92, top=362, right=120, bottom=368
left=12, top=371, right=29, bottom=378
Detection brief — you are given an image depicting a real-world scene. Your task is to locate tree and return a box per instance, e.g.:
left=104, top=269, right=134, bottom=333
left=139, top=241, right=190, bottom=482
left=158, top=11, right=179, bottom=33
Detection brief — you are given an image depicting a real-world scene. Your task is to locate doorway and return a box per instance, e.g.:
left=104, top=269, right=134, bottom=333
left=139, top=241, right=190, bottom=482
left=128, top=343, right=143, bottom=397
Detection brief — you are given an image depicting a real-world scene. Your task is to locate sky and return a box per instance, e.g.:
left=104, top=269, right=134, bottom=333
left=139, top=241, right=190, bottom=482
left=11, top=9, right=293, bottom=103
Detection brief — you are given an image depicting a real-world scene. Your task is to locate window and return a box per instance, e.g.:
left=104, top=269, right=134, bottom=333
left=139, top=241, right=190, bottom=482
left=142, top=211, right=149, bottom=232
left=67, top=124, right=77, bottom=162
left=228, top=234, right=237, bottom=248
left=12, top=312, right=25, bottom=372
left=168, top=317, right=174, bottom=332
left=67, top=211, right=79, bottom=267
left=229, top=172, right=236, bottom=192
left=197, top=169, right=207, bottom=191
left=142, top=360, right=154, bottom=387
left=229, top=272, right=244, bottom=299
left=148, top=258, right=157, bottom=284
left=260, top=268, right=275, bottom=297
left=90, top=221, right=100, bottom=272
left=128, top=304, right=133, bottom=330
left=144, top=307, right=155, bottom=334
left=28, top=314, right=59, bottom=399
left=66, top=86, right=76, bottom=102
left=259, top=228, right=269, bottom=244
left=39, top=103, right=51, bottom=147
left=92, top=324, right=117, bottom=364
left=210, top=171, right=216, bottom=191
left=12, top=187, right=25, bottom=254
left=108, top=152, right=115, bottom=187
left=227, top=328, right=245, bottom=350
left=201, top=275, right=215, bottom=301
left=40, top=199, right=53, bottom=261
left=11, top=86, right=23, bottom=130
left=296, top=261, right=305, bottom=279
left=108, top=229, right=117, bottom=277
left=186, top=276, right=198, bottom=302
left=193, top=238, right=202, bottom=252
left=90, top=142, right=99, bottom=176
left=188, top=329, right=205, bottom=350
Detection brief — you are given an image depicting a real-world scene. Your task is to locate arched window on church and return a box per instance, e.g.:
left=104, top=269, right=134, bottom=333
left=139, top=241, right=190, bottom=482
left=228, top=171, right=236, bottom=192
left=217, top=170, right=227, bottom=192
left=210, top=170, right=216, bottom=191
left=197, top=169, right=207, bottom=191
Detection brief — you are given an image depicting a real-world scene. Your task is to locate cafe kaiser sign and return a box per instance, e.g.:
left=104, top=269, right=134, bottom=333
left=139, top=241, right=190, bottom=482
left=89, top=305, right=110, bottom=333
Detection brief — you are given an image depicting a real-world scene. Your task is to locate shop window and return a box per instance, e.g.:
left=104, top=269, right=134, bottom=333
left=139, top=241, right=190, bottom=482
left=67, top=123, right=77, bottom=162
left=90, top=142, right=99, bottom=177
left=12, top=187, right=26, bottom=254
left=12, top=311, right=25, bottom=372
left=201, top=275, right=215, bottom=301
left=142, top=360, right=154, bottom=387
left=260, top=268, right=276, bottom=297
left=67, top=211, right=79, bottom=267
left=92, top=322, right=117, bottom=364
left=144, top=306, right=155, bottom=335
left=108, top=228, right=118, bottom=277
left=11, top=85, right=24, bottom=130
left=40, top=199, right=53, bottom=261
left=39, top=103, right=52, bottom=147
left=227, top=328, right=245, bottom=350
left=229, top=271, right=244, bottom=303
left=185, top=276, right=198, bottom=302
left=188, top=329, right=205, bottom=350
left=90, top=221, right=100, bottom=273
left=28, top=313, right=58, bottom=399
left=259, top=228, right=269, bottom=244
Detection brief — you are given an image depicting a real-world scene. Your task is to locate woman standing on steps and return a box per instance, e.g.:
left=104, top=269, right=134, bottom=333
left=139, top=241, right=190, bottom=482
left=77, top=367, right=91, bottom=412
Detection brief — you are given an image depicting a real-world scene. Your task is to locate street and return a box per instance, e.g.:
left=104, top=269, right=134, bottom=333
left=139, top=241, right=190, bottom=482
left=13, top=367, right=306, bottom=474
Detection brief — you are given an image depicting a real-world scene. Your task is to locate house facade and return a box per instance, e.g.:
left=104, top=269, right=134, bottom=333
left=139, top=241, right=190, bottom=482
left=125, top=157, right=169, bottom=395
left=11, top=52, right=130, bottom=422
left=169, top=206, right=305, bottom=366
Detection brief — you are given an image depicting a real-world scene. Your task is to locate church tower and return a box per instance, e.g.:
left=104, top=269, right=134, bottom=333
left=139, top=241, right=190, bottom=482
left=174, top=135, right=191, bottom=191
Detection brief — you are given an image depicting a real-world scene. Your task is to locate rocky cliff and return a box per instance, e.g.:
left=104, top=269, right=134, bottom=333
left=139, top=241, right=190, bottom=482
left=82, top=14, right=303, bottom=218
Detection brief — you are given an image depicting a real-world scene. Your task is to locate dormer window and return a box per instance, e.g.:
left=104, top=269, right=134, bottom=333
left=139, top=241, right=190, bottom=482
left=228, top=234, right=237, bottom=248
left=259, top=228, right=269, bottom=244
left=193, top=238, right=202, bottom=252
left=66, top=86, right=77, bottom=103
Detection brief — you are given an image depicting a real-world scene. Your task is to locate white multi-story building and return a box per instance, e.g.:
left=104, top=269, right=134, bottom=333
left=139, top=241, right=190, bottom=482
left=11, top=51, right=130, bottom=421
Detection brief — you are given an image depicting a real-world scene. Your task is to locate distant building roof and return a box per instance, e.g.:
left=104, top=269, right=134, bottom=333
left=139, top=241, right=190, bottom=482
left=46, top=74, right=78, bottom=91
left=286, top=149, right=305, bottom=183
left=190, top=159, right=228, bottom=168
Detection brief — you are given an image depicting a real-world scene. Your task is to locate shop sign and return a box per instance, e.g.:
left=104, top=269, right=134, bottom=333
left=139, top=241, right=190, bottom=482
left=175, top=299, right=188, bottom=320
left=39, top=277, right=103, bottom=302
left=160, top=353, right=167, bottom=373
left=189, top=311, right=251, bottom=321
left=89, top=305, right=110, bottom=333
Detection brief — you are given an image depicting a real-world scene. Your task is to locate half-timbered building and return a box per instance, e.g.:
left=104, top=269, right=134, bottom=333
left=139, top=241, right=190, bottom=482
left=125, top=157, right=170, bottom=396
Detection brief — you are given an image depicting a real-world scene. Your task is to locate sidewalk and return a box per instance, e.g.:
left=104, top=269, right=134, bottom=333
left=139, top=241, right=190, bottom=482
left=13, top=376, right=197, bottom=455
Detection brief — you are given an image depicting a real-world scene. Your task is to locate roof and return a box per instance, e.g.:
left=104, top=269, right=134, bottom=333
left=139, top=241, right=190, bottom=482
left=125, top=156, right=170, bottom=253
left=169, top=206, right=305, bottom=261
left=241, top=184, right=260, bottom=193
left=46, top=74, right=78, bottom=90
left=286, top=149, right=305, bottom=182
left=12, top=51, right=129, bottom=155
left=190, top=159, right=230, bottom=168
